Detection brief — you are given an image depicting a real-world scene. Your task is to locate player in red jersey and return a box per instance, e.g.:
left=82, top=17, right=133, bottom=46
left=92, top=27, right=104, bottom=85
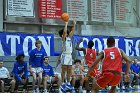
left=87, top=36, right=131, bottom=93
left=76, top=38, right=99, bottom=77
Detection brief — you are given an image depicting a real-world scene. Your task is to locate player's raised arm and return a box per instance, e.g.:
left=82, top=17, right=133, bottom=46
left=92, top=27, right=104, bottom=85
left=75, top=38, right=86, bottom=55
left=69, top=20, right=76, bottom=38
left=62, top=22, right=68, bottom=41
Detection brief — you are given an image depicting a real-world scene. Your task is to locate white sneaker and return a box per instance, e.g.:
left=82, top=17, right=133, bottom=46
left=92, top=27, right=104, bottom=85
left=32, top=90, right=36, bottom=93
left=36, top=88, right=40, bottom=93
left=43, top=89, right=48, bottom=93
left=59, top=88, right=62, bottom=93
left=116, top=86, right=120, bottom=90
left=72, top=89, right=76, bottom=93
left=108, top=86, right=111, bottom=90
left=122, top=86, right=125, bottom=89
left=79, top=87, right=83, bottom=93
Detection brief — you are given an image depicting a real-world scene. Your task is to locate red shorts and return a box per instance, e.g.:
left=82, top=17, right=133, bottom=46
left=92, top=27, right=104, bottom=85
left=89, top=69, right=100, bottom=77
left=95, top=71, right=121, bottom=88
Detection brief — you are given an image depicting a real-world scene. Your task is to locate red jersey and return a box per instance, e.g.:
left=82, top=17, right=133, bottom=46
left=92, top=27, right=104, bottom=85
left=102, top=47, right=122, bottom=73
left=85, top=48, right=96, bottom=67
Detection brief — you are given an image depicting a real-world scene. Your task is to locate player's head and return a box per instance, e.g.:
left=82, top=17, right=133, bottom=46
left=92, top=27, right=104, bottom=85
left=88, top=40, right=94, bottom=48
left=107, top=36, right=115, bottom=47
left=58, top=29, right=70, bottom=37
left=0, top=60, right=3, bottom=68
left=35, top=40, right=42, bottom=48
left=16, top=54, right=25, bottom=62
left=134, top=58, right=138, bottom=64
left=74, top=59, right=81, bottom=66
left=44, top=56, right=49, bottom=64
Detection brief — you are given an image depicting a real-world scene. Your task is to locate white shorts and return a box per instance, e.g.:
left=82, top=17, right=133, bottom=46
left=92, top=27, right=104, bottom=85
left=32, top=67, right=43, bottom=74
left=61, top=54, right=72, bottom=65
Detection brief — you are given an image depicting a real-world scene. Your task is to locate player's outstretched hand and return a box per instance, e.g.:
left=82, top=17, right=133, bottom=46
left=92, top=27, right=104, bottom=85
left=79, top=38, right=83, bottom=43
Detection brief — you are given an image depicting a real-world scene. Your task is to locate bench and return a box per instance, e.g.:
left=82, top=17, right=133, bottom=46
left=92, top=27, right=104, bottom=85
left=0, top=56, right=60, bottom=92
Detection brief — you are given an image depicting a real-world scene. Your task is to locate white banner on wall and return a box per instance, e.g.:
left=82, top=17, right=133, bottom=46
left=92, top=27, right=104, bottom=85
left=91, top=0, right=112, bottom=22
left=114, top=0, right=133, bottom=23
left=7, top=0, right=34, bottom=17
left=67, top=0, right=88, bottom=21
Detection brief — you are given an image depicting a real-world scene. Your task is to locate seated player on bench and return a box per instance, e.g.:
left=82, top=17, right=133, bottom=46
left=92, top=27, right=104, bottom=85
left=71, top=59, right=84, bottom=93
left=12, top=54, right=28, bottom=92
left=42, top=56, right=61, bottom=93
left=0, top=59, right=16, bottom=93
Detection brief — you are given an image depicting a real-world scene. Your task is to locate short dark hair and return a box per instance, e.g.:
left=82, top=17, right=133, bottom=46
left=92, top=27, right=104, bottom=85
left=16, top=54, right=25, bottom=61
left=35, top=40, right=42, bottom=44
left=107, top=36, right=115, bottom=47
left=74, top=59, right=81, bottom=64
left=88, top=40, right=94, bottom=48
left=58, top=29, right=70, bottom=37
left=44, top=56, right=49, bottom=60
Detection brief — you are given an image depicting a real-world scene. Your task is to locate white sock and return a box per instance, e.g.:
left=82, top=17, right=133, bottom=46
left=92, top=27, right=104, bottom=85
left=80, top=86, right=82, bottom=89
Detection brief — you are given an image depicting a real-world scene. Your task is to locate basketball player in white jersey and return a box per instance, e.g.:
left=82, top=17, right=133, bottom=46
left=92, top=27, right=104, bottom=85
left=58, top=20, right=76, bottom=92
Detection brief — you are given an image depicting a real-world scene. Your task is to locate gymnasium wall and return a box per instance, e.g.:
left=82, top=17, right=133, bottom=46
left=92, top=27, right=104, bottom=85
left=0, top=0, right=140, bottom=54
left=0, top=0, right=3, bottom=31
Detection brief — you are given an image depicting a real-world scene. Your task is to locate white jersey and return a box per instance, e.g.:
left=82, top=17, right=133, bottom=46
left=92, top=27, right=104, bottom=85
left=62, top=37, right=72, bottom=54
left=0, top=67, right=9, bottom=78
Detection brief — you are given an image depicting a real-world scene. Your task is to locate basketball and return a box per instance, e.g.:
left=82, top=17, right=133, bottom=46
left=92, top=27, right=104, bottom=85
left=61, top=13, right=69, bottom=22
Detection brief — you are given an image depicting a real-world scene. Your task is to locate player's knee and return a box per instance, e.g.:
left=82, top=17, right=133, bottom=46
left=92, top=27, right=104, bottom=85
left=0, top=80, right=4, bottom=85
left=62, top=70, right=65, bottom=74
left=33, top=77, right=37, bottom=81
left=44, top=76, right=48, bottom=81
left=38, top=76, right=42, bottom=80
left=11, top=80, right=16, bottom=85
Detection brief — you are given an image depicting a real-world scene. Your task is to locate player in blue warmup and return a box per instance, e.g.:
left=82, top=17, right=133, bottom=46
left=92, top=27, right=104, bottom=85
left=42, top=56, right=61, bottom=93
left=29, top=40, right=45, bottom=93
left=12, top=54, right=28, bottom=92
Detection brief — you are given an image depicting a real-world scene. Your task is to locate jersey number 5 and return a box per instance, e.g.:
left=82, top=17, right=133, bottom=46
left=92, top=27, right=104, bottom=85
left=110, top=52, right=115, bottom=59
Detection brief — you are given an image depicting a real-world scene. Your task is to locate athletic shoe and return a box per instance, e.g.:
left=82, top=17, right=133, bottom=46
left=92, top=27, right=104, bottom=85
left=59, top=88, right=62, bottom=93
left=122, top=86, right=125, bottom=90
left=43, top=89, right=48, bottom=93
left=66, top=83, right=74, bottom=90
left=116, top=86, right=120, bottom=90
left=60, top=83, right=67, bottom=92
left=36, top=88, right=40, bottom=93
left=79, top=87, right=83, bottom=93
left=32, top=90, right=36, bottom=93
left=72, top=89, right=76, bottom=93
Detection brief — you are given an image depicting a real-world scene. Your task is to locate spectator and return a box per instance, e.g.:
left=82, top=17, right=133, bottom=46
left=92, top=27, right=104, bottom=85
left=71, top=59, right=84, bottom=93
left=120, top=61, right=134, bottom=90
left=130, top=58, right=140, bottom=88
left=0, top=60, right=15, bottom=93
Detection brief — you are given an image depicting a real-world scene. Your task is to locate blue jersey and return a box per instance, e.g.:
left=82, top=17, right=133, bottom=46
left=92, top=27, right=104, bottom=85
left=42, top=64, right=54, bottom=77
left=29, top=48, right=45, bottom=67
left=12, top=61, right=28, bottom=81
left=130, top=63, right=140, bottom=74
